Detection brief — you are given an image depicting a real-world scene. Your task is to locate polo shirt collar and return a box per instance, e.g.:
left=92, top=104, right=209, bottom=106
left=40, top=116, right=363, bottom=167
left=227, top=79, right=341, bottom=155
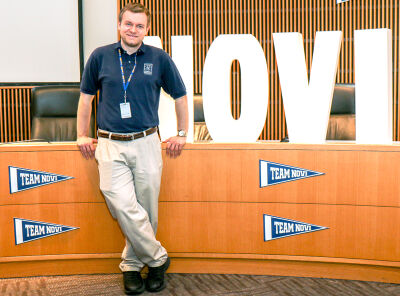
left=114, top=41, right=146, bottom=55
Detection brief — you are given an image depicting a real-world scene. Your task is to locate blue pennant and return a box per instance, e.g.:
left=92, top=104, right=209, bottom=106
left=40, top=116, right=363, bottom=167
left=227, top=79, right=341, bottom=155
left=9, top=166, right=73, bottom=194
left=14, top=218, right=79, bottom=245
left=264, top=214, right=328, bottom=241
left=259, top=160, right=324, bottom=187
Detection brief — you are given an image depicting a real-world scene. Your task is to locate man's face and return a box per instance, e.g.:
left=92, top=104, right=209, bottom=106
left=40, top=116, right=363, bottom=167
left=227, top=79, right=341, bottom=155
left=118, top=11, right=150, bottom=49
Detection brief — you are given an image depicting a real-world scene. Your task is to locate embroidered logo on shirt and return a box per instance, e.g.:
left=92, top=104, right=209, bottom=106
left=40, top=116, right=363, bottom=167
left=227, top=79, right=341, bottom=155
left=144, top=63, right=153, bottom=75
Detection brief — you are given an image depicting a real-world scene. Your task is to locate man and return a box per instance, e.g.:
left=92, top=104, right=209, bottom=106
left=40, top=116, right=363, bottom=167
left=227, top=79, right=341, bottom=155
left=77, top=3, right=188, bottom=295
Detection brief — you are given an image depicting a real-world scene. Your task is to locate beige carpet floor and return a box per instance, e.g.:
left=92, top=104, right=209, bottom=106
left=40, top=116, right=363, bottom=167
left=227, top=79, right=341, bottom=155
left=1, top=273, right=399, bottom=296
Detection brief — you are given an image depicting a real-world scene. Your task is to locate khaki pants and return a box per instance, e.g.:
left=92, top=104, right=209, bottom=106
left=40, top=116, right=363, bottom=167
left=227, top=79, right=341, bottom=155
left=95, top=131, right=168, bottom=271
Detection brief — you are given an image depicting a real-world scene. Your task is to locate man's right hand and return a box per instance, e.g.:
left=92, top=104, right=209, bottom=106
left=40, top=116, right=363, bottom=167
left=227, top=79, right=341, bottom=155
left=77, top=136, right=98, bottom=159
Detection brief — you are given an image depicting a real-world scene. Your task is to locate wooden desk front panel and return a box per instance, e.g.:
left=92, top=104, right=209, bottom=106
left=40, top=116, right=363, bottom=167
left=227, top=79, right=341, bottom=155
left=0, top=203, right=124, bottom=257
left=160, top=144, right=400, bottom=207
left=0, top=147, right=103, bottom=205
left=158, top=202, right=400, bottom=262
left=0, top=143, right=399, bottom=281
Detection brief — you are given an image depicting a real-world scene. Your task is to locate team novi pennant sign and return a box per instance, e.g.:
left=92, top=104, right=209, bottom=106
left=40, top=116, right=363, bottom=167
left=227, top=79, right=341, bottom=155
left=9, top=166, right=73, bottom=194
left=14, top=218, right=79, bottom=245
left=263, top=214, right=328, bottom=241
left=259, top=160, right=324, bottom=187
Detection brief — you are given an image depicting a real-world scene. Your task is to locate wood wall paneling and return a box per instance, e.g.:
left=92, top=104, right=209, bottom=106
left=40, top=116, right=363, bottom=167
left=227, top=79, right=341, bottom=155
left=1, top=1, right=400, bottom=142
left=0, top=87, right=32, bottom=143
left=119, top=0, right=400, bottom=141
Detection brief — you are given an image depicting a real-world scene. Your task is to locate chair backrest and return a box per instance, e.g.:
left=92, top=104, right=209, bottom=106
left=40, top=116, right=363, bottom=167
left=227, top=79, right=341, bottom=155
left=330, top=83, right=355, bottom=115
left=327, top=83, right=355, bottom=140
left=194, top=95, right=205, bottom=122
left=31, top=85, right=95, bottom=141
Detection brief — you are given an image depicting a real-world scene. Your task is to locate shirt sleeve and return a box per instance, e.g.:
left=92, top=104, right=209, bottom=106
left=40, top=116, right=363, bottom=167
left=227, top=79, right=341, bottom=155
left=80, top=50, right=100, bottom=95
left=160, top=53, right=187, bottom=99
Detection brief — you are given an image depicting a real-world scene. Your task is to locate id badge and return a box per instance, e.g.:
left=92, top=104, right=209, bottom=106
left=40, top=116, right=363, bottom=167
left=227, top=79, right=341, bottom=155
left=120, top=102, right=132, bottom=118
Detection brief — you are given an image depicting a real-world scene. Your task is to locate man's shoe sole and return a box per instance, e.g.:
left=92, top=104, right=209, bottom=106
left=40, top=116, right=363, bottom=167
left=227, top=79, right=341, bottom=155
left=147, top=282, right=166, bottom=293
left=124, top=285, right=145, bottom=295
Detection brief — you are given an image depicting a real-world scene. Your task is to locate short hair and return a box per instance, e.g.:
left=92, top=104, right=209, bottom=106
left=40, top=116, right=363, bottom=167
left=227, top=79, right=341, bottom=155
left=119, top=2, right=151, bottom=27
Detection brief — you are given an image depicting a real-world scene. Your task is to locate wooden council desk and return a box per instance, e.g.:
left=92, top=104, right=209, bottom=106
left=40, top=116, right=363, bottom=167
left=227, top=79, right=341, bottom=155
left=0, top=142, right=399, bottom=283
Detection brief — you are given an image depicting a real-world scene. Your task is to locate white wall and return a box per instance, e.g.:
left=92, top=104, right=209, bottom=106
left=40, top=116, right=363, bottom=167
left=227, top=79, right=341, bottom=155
left=82, top=0, right=118, bottom=64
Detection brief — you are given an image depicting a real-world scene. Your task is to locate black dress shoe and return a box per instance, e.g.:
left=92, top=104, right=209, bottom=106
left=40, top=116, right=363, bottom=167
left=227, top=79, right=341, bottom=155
left=145, top=257, right=171, bottom=292
left=123, top=271, right=145, bottom=295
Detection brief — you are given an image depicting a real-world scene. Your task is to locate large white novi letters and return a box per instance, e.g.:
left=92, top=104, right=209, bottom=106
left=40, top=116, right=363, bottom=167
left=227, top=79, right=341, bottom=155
left=171, top=36, right=194, bottom=143
left=154, top=29, right=394, bottom=144
left=273, top=31, right=343, bottom=143
left=354, top=29, right=392, bottom=144
left=144, top=36, right=194, bottom=142
left=202, top=34, right=269, bottom=142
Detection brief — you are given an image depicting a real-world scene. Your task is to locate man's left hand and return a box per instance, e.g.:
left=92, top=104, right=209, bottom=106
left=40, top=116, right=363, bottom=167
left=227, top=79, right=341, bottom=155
left=163, top=136, right=186, bottom=158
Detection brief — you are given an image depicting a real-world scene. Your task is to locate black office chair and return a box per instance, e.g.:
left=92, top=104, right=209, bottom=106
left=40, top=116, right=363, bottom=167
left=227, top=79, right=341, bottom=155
left=31, top=85, right=95, bottom=141
left=193, top=95, right=212, bottom=142
left=326, top=83, right=355, bottom=140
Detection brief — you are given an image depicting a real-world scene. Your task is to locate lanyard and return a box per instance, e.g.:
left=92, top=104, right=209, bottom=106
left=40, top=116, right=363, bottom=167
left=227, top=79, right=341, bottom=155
left=118, top=49, right=137, bottom=103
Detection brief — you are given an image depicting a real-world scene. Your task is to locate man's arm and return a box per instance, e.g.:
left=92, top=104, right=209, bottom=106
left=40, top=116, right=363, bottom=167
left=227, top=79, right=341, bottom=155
left=164, top=95, right=188, bottom=158
left=77, top=92, right=97, bottom=159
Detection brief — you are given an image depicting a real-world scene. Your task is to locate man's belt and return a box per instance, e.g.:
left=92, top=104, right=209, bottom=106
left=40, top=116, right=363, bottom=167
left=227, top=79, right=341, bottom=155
left=97, top=127, right=158, bottom=141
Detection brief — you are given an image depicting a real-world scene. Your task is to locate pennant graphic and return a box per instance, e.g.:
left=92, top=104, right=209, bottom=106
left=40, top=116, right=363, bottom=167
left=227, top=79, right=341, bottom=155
left=9, top=166, right=73, bottom=194
left=263, top=214, right=328, bottom=241
left=259, top=160, right=324, bottom=187
left=14, top=218, right=79, bottom=245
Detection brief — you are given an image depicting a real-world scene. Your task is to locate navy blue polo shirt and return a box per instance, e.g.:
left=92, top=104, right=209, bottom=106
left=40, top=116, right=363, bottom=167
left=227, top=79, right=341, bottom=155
left=80, top=41, right=186, bottom=133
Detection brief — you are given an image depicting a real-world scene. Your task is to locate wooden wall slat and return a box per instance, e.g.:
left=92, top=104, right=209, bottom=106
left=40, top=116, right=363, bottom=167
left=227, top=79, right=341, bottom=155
left=393, top=0, right=399, bottom=140
left=7, top=89, right=11, bottom=142
left=0, top=90, right=3, bottom=142
left=1, top=1, right=400, bottom=142
left=15, top=90, right=20, bottom=142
